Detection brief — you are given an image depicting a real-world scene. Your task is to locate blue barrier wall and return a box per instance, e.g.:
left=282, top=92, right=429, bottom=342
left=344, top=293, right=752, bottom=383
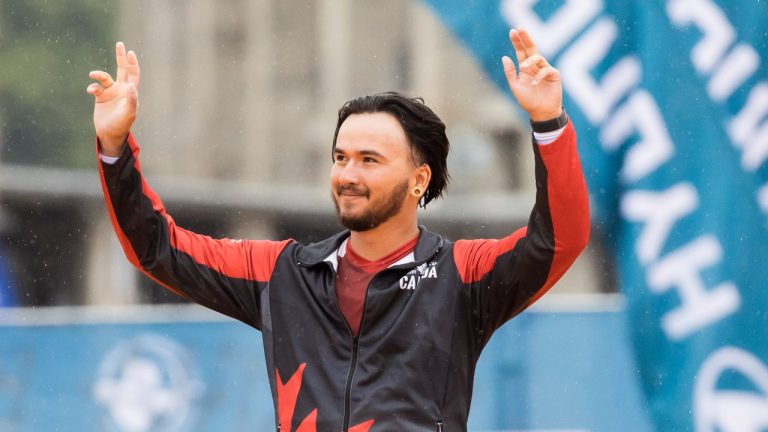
left=0, top=305, right=653, bottom=431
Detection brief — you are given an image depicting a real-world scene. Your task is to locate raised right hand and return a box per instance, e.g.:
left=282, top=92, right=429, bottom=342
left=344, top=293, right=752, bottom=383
left=87, top=42, right=141, bottom=157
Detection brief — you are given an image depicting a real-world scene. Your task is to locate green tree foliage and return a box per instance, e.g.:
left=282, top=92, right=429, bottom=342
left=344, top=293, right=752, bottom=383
left=0, top=0, right=116, bottom=168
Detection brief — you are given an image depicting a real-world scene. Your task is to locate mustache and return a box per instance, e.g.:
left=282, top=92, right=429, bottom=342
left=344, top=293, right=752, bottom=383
left=337, top=185, right=370, bottom=197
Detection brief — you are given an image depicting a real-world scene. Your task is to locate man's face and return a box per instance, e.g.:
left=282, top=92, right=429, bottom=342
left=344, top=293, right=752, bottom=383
left=330, top=112, right=418, bottom=232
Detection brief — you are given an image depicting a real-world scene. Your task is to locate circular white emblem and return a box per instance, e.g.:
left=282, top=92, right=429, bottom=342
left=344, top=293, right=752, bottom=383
left=694, top=346, right=768, bottom=432
left=93, top=334, right=205, bottom=432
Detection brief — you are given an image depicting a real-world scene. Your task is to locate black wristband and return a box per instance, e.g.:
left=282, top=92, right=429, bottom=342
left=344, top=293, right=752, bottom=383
left=530, top=109, right=568, bottom=133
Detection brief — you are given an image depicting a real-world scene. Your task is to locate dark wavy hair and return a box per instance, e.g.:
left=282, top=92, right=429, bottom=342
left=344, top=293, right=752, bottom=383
left=332, top=92, right=450, bottom=207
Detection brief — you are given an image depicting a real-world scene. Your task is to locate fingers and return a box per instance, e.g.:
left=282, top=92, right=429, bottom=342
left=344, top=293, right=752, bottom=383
left=115, top=41, right=129, bottom=83
left=502, top=55, right=517, bottom=80
left=126, top=49, right=141, bottom=88
left=509, top=28, right=530, bottom=64
left=503, top=54, right=557, bottom=87
left=89, top=70, right=115, bottom=88
left=519, top=53, right=549, bottom=76
left=507, top=28, right=558, bottom=86
left=520, top=53, right=548, bottom=69
left=533, top=66, right=559, bottom=85
left=86, top=82, right=104, bottom=96
left=502, top=49, right=559, bottom=90
left=127, top=82, right=139, bottom=103
left=515, top=28, right=540, bottom=57
left=509, top=27, right=542, bottom=64
left=114, top=41, right=141, bottom=88
left=87, top=42, right=142, bottom=99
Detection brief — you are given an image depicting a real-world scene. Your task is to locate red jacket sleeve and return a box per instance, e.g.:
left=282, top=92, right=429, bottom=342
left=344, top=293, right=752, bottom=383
left=97, top=133, right=292, bottom=329
left=453, top=121, right=590, bottom=334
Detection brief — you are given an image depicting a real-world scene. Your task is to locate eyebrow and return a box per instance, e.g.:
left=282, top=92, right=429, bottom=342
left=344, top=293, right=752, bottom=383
left=333, top=148, right=387, bottom=159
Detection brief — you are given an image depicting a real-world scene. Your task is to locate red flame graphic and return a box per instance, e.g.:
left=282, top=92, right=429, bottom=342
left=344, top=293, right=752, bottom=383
left=277, top=363, right=374, bottom=432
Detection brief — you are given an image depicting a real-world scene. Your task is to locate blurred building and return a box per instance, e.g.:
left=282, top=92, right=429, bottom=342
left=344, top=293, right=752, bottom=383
left=0, top=0, right=608, bottom=307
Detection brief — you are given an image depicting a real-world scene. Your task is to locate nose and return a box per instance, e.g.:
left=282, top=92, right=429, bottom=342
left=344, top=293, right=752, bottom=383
left=336, top=160, right=361, bottom=186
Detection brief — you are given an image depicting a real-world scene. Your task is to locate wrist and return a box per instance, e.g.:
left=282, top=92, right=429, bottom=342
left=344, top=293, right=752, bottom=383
left=98, top=133, right=128, bottom=157
left=530, top=108, right=568, bottom=133
left=529, top=106, right=563, bottom=122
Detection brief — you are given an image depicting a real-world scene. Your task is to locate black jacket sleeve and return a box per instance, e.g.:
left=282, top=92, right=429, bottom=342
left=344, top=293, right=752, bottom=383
left=452, top=121, right=590, bottom=337
left=97, top=133, right=291, bottom=329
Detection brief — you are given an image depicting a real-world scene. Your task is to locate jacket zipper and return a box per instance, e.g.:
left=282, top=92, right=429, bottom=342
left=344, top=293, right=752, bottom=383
left=308, top=247, right=442, bottom=431
left=342, top=336, right=359, bottom=431
left=311, top=259, right=360, bottom=432
left=341, top=269, right=380, bottom=432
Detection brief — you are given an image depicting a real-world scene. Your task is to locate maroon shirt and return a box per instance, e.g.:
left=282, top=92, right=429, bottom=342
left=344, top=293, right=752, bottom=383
left=335, top=236, right=418, bottom=335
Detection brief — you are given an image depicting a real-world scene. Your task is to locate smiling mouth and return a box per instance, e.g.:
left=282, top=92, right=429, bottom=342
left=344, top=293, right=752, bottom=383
left=339, top=194, right=367, bottom=205
left=337, top=186, right=369, bottom=199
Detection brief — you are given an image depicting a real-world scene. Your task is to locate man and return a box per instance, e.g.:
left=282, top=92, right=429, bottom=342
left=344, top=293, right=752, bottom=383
left=88, top=28, right=589, bottom=432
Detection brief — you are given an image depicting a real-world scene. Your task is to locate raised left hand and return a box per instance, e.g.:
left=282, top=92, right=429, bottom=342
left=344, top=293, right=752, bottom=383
left=502, top=28, right=563, bottom=122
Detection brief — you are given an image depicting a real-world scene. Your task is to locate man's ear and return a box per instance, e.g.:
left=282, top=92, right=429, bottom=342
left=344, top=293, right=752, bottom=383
left=413, top=163, right=432, bottom=192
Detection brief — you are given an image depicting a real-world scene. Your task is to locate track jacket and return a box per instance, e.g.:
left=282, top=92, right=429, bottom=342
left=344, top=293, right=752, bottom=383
left=97, top=120, right=589, bottom=432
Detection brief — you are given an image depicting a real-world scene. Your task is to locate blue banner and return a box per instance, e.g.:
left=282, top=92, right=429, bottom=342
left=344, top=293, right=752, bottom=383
left=0, top=312, right=274, bottom=431
left=0, top=305, right=650, bottom=431
left=423, top=0, right=768, bottom=430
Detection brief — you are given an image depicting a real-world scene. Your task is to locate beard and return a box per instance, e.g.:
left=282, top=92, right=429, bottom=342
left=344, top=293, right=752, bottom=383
left=332, top=179, right=410, bottom=232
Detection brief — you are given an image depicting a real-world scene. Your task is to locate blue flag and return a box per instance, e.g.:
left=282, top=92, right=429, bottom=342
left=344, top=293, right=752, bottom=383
left=424, top=0, right=768, bottom=430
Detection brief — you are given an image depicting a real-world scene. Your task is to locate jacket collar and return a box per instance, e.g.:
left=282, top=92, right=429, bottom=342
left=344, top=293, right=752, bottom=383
left=296, top=226, right=444, bottom=268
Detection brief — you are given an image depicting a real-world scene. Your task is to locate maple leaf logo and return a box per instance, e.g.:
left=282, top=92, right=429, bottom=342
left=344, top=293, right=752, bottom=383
left=276, top=363, right=374, bottom=432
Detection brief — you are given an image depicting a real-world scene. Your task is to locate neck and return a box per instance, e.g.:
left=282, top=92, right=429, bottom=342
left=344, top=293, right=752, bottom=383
left=348, top=212, right=419, bottom=261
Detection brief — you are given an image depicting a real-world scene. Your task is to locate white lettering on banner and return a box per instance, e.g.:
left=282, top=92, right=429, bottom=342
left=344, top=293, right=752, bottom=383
left=558, top=18, right=642, bottom=125
left=621, top=183, right=698, bottom=265
left=759, top=183, right=768, bottom=214
left=502, top=0, right=762, bottom=425
left=647, top=236, right=740, bottom=340
left=694, top=347, right=768, bottom=431
left=600, top=90, right=675, bottom=182
left=666, top=0, right=736, bottom=74
left=707, top=44, right=760, bottom=102
left=499, top=0, right=602, bottom=57
left=666, top=0, right=768, bottom=214
left=728, top=82, right=768, bottom=171
left=504, top=1, right=741, bottom=343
